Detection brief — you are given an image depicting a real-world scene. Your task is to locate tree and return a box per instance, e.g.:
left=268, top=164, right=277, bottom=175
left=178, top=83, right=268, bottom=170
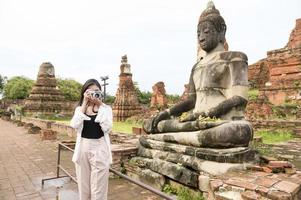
left=104, top=93, right=115, bottom=104
left=57, top=78, right=82, bottom=101
left=167, top=94, right=180, bottom=104
left=3, top=76, right=34, bottom=99
left=133, top=82, right=152, bottom=105
left=0, top=74, right=7, bottom=94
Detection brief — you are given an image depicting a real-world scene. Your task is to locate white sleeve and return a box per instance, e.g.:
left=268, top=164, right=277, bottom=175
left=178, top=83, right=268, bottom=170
left=95, top=105, right=113, bottom=133
left=70, top=107, right=90, bottom=130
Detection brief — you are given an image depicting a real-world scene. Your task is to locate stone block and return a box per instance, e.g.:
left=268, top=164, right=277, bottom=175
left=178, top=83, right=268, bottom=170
left=267, top=190, right=291, bottom=200
left=273, top=181, right=300, bottom=195
left=210, top=179, right=224, bottom=192
left=40, top=129, right=57, bottom=140
left=215, top=191, right=242, bottom=200
left=225, top=179, right=257, bottom=191
left=254, top=177, right=279, bottom=188
left=198, top=175, right=210, bottom=192
left=28, top=126, right=41, bottom=134
left=255, top=186, right=269, bottom=196
left=241, top=191, right=261, bottom=200
left=268, top=161, right=293, bottom=168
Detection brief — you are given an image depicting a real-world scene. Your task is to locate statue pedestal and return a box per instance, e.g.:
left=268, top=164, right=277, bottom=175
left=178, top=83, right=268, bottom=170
left=129, top=135, right=257, bottom=188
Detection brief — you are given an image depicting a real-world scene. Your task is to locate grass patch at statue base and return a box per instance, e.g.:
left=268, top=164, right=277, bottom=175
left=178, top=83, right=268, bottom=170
left=255, top=129, right=294, bottom=144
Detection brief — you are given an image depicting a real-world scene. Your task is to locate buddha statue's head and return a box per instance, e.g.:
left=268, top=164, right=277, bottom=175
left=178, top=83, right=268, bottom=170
left=198, top=1, right=226, bottom=52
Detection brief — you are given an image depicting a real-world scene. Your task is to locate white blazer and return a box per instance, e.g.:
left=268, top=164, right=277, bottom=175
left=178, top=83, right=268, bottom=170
left=70, top=103, right=113, bottom=164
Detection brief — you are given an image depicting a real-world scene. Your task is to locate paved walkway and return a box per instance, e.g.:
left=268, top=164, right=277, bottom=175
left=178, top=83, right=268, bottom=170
left=0, top=119, right=161, bottom=200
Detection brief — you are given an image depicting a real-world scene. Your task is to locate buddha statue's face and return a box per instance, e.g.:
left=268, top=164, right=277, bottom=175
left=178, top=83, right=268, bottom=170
left=198, top=21, right=220, bottom=52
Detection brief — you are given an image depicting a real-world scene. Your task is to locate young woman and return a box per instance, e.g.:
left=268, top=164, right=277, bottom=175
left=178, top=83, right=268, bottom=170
left=70, top=79, right=112, bottom=200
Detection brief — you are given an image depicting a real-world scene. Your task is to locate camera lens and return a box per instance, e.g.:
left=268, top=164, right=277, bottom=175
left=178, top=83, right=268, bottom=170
left=94, top=93, right=100, bottom=98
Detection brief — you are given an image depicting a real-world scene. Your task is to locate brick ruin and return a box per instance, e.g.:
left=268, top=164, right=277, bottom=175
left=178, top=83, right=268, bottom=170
left=112, top=55, right=142, bottom=121
left=24, top=62, right=71, bottom=116
left=150, top=81, right=168, bottom=109
left=248, top=18, right=301, bottom=106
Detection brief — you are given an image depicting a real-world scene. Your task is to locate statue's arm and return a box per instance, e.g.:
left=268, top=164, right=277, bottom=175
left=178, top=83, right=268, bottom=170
left=207, top=52, right=249, bottom=118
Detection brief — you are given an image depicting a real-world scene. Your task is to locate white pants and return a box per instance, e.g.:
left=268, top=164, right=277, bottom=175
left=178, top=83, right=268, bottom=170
left=75, top=137, right=110, bottom=200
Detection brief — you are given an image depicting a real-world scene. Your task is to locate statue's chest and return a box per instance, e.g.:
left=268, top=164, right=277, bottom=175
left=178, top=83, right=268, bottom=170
left=193, top=61, right=229, bottom=89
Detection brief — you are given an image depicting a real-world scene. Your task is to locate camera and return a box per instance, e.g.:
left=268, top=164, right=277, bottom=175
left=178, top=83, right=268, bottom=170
left=88, top=91, right=104, bottom=100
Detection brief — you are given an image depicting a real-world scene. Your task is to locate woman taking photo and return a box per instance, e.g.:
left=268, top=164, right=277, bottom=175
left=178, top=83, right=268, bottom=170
left=70, top=79, right=112, bottom=200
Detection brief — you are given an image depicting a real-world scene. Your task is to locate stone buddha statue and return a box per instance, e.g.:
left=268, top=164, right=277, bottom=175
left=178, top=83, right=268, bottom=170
left=143, top=1, right=253, bottom=148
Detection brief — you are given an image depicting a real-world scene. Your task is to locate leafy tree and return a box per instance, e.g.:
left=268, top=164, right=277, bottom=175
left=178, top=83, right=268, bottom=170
left=167, top=94, right=180, bottom=104
left=3, top=76, right=34, bottom=99
left=0, top=74, right=7, bottom=94
left=133, top=82, right=152, bottom=105
left=57, top=78, right=82, bottom=101
left=104, top=93, right=116, bottom=104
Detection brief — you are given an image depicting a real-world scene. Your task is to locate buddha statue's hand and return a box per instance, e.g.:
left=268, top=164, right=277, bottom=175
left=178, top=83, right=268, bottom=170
left=180, top=112, right=200, bottom=122
left=152, top=110, right=170, bottom=131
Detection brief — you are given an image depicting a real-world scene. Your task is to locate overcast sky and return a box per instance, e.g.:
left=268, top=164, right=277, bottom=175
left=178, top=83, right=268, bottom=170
left=0, top=0, right=300, bottom=95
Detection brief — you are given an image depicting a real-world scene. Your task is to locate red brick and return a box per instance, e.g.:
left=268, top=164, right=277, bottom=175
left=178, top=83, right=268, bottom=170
left=210, top=179, right=223, bottom=192
left=225, top=179, right=257, bottom=191
left=269, top=161, right=293, bottom=168
left=267, top=190, right=291, bottom=200
left=241, top=191, right=261, bottom=200
left=273, top=180, right=300, bottom=194
left=262, top=167, right=272, bottom=173
left=254, top=177, right=279, bottom=188
left=255, top=186, right=269, bottom=196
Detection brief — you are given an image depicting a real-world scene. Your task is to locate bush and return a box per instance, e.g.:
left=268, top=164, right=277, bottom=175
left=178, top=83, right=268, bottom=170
left=3, top=76, right=34, bottom=99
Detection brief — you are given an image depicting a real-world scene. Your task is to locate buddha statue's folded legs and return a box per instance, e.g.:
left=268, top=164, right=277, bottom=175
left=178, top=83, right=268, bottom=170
left=143, top=119, right=253, bottom=148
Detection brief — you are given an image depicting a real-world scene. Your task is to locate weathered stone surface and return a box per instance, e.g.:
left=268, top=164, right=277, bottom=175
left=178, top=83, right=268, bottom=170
left=28, top=126, right=41, bottom=134
left=241, top=190, right=261, bottom=200
left=198, top=175, right=210, bottom=192
left=210, top=179, right=224, bottom=192
left=224, top=179, right=257, bottom=191
left=267, top=190, right=292, bottom=200
left=40, top=129, right=57, bottom=140
left=273, top=180, right=300, bottom=194
left=131, top=157, right=199, bottom=188
left=24, top=62, right=71, bottom=116
left=112, top=55, right=142, bottom=121
left=139, top=137, right=255, bottom=163
left=215, top=191, right=242, bottom=200
left=254, top=177, right=279, bottom=188
left=137, top=145, right=251, bottom=175
left=150, top=82, right=168, bottom=109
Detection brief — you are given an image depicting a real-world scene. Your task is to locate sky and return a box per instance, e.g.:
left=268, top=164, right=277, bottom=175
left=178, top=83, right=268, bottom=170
left=0, top=0, right=300, bottom=95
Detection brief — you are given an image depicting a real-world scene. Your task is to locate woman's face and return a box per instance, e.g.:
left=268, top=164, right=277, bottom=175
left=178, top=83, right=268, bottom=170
left=86, top=84, right=101, bottom=92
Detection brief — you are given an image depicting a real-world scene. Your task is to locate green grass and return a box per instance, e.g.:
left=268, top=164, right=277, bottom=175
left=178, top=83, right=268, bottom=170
left=113, top=121, right=141, bottom=134
left=248, top=89, right=259, bottom=101
left=255, top=129, right=294, bottom=144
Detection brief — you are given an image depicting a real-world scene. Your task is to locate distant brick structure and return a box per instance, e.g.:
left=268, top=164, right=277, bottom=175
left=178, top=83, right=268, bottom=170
left=150, top=82, right=168, bottom=109
left=112, top=55, right=142, bottom=121
left=24, top=62, right=72, bottom=116
left=249, top=19, right=301, bottom=105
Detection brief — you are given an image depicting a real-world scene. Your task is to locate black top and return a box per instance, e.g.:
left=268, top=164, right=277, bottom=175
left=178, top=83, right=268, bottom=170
left=81, top=114, right=104, bottom=139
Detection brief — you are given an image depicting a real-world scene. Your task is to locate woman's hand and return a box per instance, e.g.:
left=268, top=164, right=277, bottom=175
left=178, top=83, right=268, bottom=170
left=90, top=95, right=103, bottom=106
left=81, top=90, right=92, bottom=113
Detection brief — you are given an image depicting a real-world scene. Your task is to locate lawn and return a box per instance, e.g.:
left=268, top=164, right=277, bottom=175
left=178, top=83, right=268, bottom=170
left=54, top=119, right=140, bottom=134
left=255, top=129, right=294, bottom=144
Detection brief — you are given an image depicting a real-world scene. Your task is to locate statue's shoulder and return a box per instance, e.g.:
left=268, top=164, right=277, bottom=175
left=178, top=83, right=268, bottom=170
left=218, top=51, right=248, bottom=63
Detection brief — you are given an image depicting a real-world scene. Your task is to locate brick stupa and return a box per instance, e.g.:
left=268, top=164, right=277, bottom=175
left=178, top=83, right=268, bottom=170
left=249, top=18, right=301, bottom=105
left=24, top=62, right=68, bottom=116
left=150, top=82, right=168, bottom=109
left=112, top=55, right=142, bottom=121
